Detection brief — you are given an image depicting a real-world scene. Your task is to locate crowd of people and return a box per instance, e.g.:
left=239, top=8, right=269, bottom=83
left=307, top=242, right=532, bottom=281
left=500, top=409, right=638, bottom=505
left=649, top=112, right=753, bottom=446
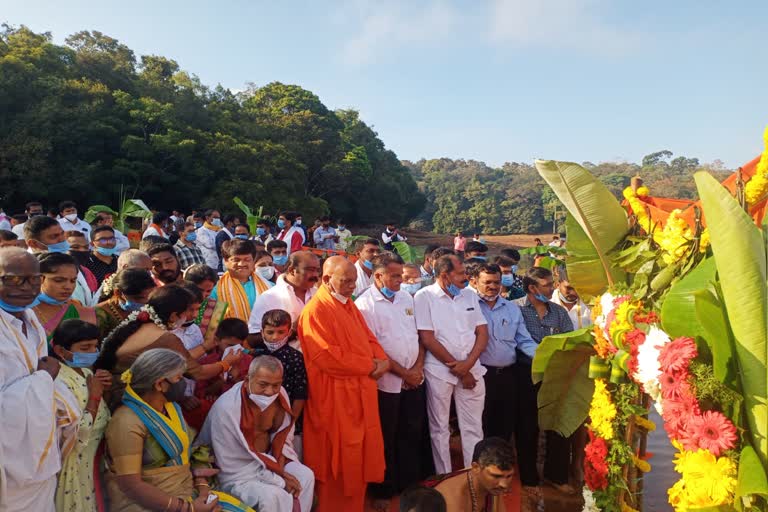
left=0, top=201, right=592, bottom=512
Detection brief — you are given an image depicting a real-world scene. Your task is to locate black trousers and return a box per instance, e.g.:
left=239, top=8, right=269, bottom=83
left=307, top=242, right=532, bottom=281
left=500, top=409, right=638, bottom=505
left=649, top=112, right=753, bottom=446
left=514, top=363, right=572, bottom=486
left=368, top=386, right=428, bottom=499
left=482, top=364, right=517, bottom=441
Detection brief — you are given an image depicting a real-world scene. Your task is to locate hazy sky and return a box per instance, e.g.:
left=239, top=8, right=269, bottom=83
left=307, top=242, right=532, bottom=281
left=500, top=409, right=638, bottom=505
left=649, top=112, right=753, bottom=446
left=4, top=0, right=767, bottom=168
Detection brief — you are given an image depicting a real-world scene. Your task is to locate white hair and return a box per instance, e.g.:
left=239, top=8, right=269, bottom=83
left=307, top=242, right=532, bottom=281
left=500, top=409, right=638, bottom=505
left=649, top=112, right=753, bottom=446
left=129, top=348, right=187, bottom=394
left=118, top=249, right=151, bottom=269
left=248, top=355, right=284, bottom=378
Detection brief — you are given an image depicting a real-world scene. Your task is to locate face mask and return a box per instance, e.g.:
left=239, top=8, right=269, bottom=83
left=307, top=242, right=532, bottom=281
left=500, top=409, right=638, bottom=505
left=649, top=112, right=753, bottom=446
left=478, top=291, right=500, bottom=302
left=272, top=255, right=287, bottom=266
left=195, top=221, right=203, bottom=229
left=171, top=316, right=186, bottom=330
left=46, top=240, right=71, bottom=253
left=501, top=274, right=515, bottom=287
left=66, top=350, right=100, bottom=368
left=64, top=213, right=78, bottom=223
left=212, top=218, right=223, bottom=227
left=119, top=300, right=143, bottom=312
left=338, top=226, right=345, bottom=231
left=327, top=283, right=348, bottom=304
left=69, top=251, right=90, bottom=266
left=235, top=234, right=249, bottom=240
left=401, top=283, right=421, bottom=296
left=264, top=335, right=290, bottom=352
left=96, top=246, right=118, bottom=257
left=379, top=286, right=396, bottom=299
left=558, top=291, right=578, bottom=304
left=473, top=255, right=487, bottom=261
left=0, top=297, right=40, bottom=313
left=511, top=264, right=519, bottom=273
left=162, top=379, right=187, bottom=403
left=295, top=219, right=302, bottom=226
left=256, top=227, right=267, bottom=236
left=256, top=266, right=275, bottom=280
left=249, top=389, right=280, bottom=411
left=39, top=292, right=67, bottom=306
left=534, top=292, right=550, bottom=303
left=363, top=259, right=374, bottom=270
left=446, top=283, right=462, bottom=297
left=185, top=232, right=197, bottom=242
left=277, top=219, right=286, bottom=229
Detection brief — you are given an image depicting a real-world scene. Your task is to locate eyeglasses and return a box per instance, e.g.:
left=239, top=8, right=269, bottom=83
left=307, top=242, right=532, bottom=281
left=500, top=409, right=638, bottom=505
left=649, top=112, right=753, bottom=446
left=0, top=274, right=43, bottom=286
left=94, top=237, right=116, bottom=244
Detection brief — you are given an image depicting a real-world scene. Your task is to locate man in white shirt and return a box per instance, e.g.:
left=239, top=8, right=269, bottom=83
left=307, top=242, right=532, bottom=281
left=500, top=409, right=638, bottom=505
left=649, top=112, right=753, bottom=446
left=550, top=277, right=592, bottom=329
left=0, top=247, right=66, bottom=512
left=57, top=201, right=91, bottom=237
left=248, top=252, right=320, bottom=337
left=12, top=201, right=45, bottom=240
left=142, top=211, right=171, bottom=240
left=196, top=209, right=222, bottom=269
left=335, top=220, right=352, bottom=252
left=356, top=252, right=427, bottom=507
left=381, top=222, right=407, bottom=252
left=414, top=254, right=489, bottom=474
left=352, top=237, right=380, bottom=298
left=92, top=211, right=130, bottom=253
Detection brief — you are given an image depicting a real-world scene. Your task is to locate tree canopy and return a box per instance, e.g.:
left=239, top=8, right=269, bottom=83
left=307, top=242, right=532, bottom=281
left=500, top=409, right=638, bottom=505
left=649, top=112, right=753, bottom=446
left=0, top=25, right=425, bottom=223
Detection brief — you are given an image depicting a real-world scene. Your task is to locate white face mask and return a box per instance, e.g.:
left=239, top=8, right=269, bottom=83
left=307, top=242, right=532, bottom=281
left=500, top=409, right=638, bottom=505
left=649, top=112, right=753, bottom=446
left=222, top=344, right=244, bottom=359
left=264, top=335, right=290, bottom=353
left=171, top=316, right=186, bottom=330
left=295, top=219, right=302, bottom=226
left=558, top=291, right=578, bottom=304
left=256, top=266, right=276, bottom=280
left=248, top=382, right=279, bottom=411
left=327, top=283, right=348, bottom=304
left=64, top=213, right=78, bottom=222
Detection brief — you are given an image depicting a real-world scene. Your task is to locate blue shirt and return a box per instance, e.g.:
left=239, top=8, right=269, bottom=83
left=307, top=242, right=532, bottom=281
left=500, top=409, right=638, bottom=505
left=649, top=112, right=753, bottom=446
left=478, top=296, right=538, bottom=367
left=313, top=226, right=336, bottom=250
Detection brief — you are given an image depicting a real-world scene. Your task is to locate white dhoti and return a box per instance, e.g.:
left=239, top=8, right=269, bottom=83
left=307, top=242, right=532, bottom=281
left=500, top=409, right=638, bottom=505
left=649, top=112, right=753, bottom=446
left=198, top=382, right=315, bottom=512
left=1, top=476, right=56, bottom=512
left=425, top=370, right=486, bottom=473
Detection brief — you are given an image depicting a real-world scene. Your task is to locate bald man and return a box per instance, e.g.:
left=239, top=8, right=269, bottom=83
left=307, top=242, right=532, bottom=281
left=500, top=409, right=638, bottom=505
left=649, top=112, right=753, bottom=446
left=0, top=248, right=68, bottom=511
left=298, top=256, right=389, bottom=512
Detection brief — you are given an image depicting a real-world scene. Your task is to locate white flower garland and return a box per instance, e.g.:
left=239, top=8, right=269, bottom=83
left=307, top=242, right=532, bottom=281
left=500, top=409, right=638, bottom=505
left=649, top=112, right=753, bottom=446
left=582, top=488, right=599, bottom=512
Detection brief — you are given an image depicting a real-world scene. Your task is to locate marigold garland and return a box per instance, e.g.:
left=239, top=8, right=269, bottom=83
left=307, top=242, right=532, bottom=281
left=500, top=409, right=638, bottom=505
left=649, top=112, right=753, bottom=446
left=589, top=379, right=617, bottom=440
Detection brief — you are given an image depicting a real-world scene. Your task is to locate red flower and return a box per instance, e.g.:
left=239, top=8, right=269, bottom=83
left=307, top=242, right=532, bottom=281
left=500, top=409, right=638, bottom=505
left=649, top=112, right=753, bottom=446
left=659, top=337, right=697, bottom=373
left=137, top=311, right=150, bottom=323
left=625, top=329, right=646, bottom=378
left=584, top=430, right=610, bottom=490
left=662, top=392, right=700, bottom=440
left=683, top=410, right=738, bottom=456
left=634, top=311, right=659, bottom=324
left=660, top=368, right=692, bottom=400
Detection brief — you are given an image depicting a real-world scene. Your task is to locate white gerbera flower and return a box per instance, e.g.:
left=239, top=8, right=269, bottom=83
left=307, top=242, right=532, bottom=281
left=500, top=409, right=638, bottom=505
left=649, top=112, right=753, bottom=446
left=582, top=488, right=600, bottom=512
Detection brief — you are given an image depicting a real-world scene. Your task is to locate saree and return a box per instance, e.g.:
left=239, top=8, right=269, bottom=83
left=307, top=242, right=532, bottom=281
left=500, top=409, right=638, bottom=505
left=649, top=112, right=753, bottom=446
left=96, top=299, right=129, bottom=340
left=34, top=300, right=98, bottom=341
left=105, top=382, right=255, bottom=512
left=195, top=297, right=228, bottom=346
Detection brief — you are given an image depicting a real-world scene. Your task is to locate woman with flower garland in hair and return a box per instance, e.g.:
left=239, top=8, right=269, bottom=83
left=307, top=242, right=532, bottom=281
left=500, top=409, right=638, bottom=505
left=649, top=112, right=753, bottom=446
left=32, top=252, right=98, bottom=341
left=105, top=348, right=254, bottom=512
left=95, top=269, right=157, bottom=340
left=94, top=284, right=242, bottom=410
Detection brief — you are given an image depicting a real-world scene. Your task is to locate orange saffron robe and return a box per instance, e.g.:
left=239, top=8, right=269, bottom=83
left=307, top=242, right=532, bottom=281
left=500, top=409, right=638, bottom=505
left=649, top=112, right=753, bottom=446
left=298, top=285, right=387, bottom=508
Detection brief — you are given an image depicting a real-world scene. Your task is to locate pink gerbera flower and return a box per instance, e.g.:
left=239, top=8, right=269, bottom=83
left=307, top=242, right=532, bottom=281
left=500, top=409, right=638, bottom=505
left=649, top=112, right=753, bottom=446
left=686, top=410, right=738, bottom=456
left=658, top=337, right=698, bottom=373
left=660, top=368, right=692, bottom=400
left=662, top=393, right=700, bottom=440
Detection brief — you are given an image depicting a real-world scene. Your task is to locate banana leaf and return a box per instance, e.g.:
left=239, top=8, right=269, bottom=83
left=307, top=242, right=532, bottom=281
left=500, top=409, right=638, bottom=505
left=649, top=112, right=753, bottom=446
left=118, top=199, right=152, bottom=233
left=233, top=197, right=260, bottom=235
left=694, top=171, right=767, bottom=470
left=660, top=257, right=717, bottom=339
left=565, top=214, right=626, bottom=299
left=84, top=204, right=117, bottom=223
left=535, top=160, right=628, bottom=289
left=519, top=246, right=568, bottom=256
left=694, top=288, right=741, bottom=393
left=736, top=445, right=768, bottom=511
left=531, top=327, right=593, bottom=384
left=537, top=345, right=595, bottom=437
left=393, top=241, right=423, bottom=264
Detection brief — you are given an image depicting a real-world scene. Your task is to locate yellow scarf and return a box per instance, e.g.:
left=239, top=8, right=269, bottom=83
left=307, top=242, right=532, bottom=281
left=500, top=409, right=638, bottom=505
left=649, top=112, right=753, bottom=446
left=203, top=221, right=221, bottom=232
left=218, top=271, right=270, bottom=322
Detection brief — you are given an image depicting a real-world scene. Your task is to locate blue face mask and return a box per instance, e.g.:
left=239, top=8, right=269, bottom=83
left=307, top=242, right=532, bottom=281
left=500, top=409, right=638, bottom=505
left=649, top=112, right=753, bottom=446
left=185, top=232, right=197, bottom=242
left=473, top=255, right=487, bottom=261
left=0, top=297, right=40, bottom=313
left=534, top=293, right=550, bottom=303
left=501, top=274, right=515, bottom=287
left=195, top=222, right=203, bottom=229
left=379, top=286, right=396, bottom=299
left=46, top=240, right=71, bottom=253
left=212, top=218, right=223, bottom=227
left=363, top=259, right=374, bottom=270
left=119, top=300, right=143, bottom=312
left=511, top=264, right=519, bottom=273
left=235, top=234, right=249, bottom=240
left=66, top=350, right=100, bottom=368
left=277, top=219, right=286, bottom=229
left=446, top=283, right=462, bottom=297
left=256, top=227, right=267, bottom=236
left=402, top=283, right=421, bottom=296
left=38, top=292, right=67, bottom=306
left=337, top=226, right=345, bottom=231
left=96, top=246, right=118, bottom=257
left=273, top=255, right=288, bottom=266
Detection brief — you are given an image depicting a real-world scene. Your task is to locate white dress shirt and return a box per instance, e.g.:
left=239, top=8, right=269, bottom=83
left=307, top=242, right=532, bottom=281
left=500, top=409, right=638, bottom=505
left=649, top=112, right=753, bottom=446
left=12, top=222, right=26, bottom=239
left=550, top=293, right=593, bottom=329
left=356, top=286, right=419, bottom=393
left=353, top=259, right=373, bottom=298
left=58, top=217, right=91, bottom=236
left=414, top=283, right=487, bottom=385
left=247, top=274, right=316, bottom=333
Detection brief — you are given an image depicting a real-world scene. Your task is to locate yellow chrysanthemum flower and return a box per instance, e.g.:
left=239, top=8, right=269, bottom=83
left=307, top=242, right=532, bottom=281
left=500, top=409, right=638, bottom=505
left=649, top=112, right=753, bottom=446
left=745, top=125, right=768, bottom=205
left=588, top=378, right=616, bottom=439
left=670, top=447, right=737, bottom=510
left=636, top=185, right=650, bottom=197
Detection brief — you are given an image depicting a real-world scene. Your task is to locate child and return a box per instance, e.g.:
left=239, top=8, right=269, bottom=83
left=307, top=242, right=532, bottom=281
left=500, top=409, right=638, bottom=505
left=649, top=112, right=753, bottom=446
left=249, top=309, right=308, bottom=458
left=50, top=318, right=112, bottom=512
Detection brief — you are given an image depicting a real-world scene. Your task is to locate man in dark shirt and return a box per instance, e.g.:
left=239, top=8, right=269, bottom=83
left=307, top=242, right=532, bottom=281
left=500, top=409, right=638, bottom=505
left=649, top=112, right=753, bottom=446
left=514, top=267, right=575, bottom=497
left=86, top=226, right=118, bottom=285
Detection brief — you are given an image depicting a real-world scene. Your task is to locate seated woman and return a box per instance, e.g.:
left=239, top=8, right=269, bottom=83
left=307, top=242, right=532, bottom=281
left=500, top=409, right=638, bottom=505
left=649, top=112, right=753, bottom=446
left=183, top=264, right=227, bottom=344
left=96, top=269, right=157, bottom=340
left=212, top=239, right=273, bottom=323
left=105, top=348, right=254, bottom=512
left=50, top=319, right=113, bottom=512
left=32, top=252, right=97, bottom=341
left=94, top=285, right=242, bottom=411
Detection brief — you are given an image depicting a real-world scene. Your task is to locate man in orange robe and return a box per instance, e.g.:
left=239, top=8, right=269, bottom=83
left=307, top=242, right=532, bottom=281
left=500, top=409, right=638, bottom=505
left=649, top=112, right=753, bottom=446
left=298, top=256, right=390, bottom=511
